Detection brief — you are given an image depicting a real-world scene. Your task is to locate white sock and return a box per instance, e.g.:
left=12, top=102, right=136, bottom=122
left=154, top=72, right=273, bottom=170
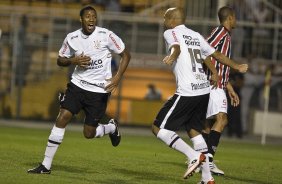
left=157, top=129, right=198, bottom=160
left=190, top=135, right=212, bottom=182
left=191, top=134, right=208, bottom=153
left=42, top=125, right=65, bottom=170
left=201, top=153, right=213, bottom=182
left=95, top=123, right=115, bottom=138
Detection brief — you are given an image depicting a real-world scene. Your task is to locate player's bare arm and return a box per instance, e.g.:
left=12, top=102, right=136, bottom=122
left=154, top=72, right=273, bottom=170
left=204, top=56, right=219, bottom=89
left=163, top=44, right=180, bottom=65
left=211, top=50, right=248, bottom=73
left=105, top=48, right=131, bottom=92
left=57, top=53, right=91, bottom=68
left=226, top=82, right=239, bottom=107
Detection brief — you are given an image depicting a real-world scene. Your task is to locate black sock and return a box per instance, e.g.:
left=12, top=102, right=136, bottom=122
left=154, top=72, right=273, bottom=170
left=209, top=130, right=221, bottom=156
left=202, top=132, right=209, bottom=144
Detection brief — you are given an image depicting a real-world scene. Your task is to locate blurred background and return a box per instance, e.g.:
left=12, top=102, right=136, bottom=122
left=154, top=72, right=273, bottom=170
left=0, top=0, right=281, bottom=140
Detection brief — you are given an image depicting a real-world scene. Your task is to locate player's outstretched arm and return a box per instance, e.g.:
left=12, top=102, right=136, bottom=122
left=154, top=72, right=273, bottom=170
left=105, top=48, right=131, bottom=92
left=204, top=56, right=219, bottom=89
left=211, top=50, right=248, bottom=73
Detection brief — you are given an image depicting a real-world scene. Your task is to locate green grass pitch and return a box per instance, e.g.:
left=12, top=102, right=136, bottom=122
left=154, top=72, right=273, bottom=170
left=0, top=125, right=281, bottom=184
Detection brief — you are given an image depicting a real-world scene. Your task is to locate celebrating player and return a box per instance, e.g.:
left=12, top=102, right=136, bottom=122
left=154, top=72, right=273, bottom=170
left=28, top=6, right=131, bottom=174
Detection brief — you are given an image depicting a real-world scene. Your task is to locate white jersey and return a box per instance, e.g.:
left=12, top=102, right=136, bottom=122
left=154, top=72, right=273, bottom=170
left=164, top=25, right=215, bottom=96
left=59, top=26, right=125, bottom=93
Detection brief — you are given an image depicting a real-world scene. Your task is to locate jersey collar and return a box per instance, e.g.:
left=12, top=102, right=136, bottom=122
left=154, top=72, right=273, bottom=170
left=175, top=24, right=185, bottom=29
left=80, top=27, right=98, bottom=39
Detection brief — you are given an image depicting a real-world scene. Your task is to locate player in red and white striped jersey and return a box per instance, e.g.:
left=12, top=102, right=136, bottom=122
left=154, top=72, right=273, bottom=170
left=203, top=6, right=245, bottom=176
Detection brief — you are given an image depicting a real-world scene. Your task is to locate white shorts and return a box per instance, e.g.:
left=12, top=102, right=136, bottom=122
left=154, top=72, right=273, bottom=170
left=206, top=87, right=228, bottom=119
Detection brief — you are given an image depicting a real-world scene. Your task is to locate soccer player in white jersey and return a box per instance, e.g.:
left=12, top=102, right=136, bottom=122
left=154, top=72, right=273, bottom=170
left=28, top=6, right=131, bottom=174
left=152, top=8, right=247, bottom=183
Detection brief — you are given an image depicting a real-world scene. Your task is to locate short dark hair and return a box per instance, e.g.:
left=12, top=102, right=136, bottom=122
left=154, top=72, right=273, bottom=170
left=218, top=6, right=234, bottom=23
left=80, top=6, right=96, bottom=17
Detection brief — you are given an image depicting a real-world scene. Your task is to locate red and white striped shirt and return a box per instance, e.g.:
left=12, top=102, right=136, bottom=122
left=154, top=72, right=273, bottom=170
left=206, top=26, right=231, bottom=89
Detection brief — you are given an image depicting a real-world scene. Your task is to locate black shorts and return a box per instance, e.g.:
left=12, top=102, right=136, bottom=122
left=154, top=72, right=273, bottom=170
left=153, top=93, right=209, bottom=132
left=60, top=82, right=110, bottom=127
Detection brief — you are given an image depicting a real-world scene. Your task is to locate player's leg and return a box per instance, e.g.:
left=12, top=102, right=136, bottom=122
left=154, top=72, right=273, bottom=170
left=27, top=109, right=73, bottom=174
left=187, top=94, right=214, bottom=183
left=210, top=112, right=228, bottom=154
left=82, top=92, right=120, bottom=146
left=205, top=112, right=227, bottom=176
left=205, top=88, right=227, bottom=176
left=202, top=120, right=211, bottom=143
left=152, top=95, right=205, bottom=179
left=28, top=83, right=81, bottom=174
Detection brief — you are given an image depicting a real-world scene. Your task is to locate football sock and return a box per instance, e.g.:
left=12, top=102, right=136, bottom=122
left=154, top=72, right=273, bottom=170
left=157, top=129, right=197, bottom=160
left=201, top=153, right=213, bottom=182
left=191, top=135, right=211, bottom=181
left=202, top=132, right=209, bottom=145
left=191, top=134, right=208, bottom=153
left=95, top=123, right=115, bottom=138
left=209, top=130, right=221, bottom=156
left=42, top=125, right=65, bottom=170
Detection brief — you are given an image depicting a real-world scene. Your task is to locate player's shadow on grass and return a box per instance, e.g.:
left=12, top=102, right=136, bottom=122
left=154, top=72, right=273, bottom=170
left=158, top=161, right=185, bottom=168
left=52, top=164, right=94, bottom=174
left=106, top=168, right=175, bottom=183
left=222, top=175, right=275, bottom=184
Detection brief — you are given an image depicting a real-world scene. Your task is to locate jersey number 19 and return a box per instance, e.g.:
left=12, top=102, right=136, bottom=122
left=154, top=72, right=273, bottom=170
left=188, top=48, right=204, bottom=73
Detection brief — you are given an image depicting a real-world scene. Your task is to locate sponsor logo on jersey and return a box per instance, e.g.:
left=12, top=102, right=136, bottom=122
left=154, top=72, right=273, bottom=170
left=80, top=80, right=105, bottom=88
left=191, top=81, right=210, bottom=90
left=61, top=42, right=68, bottom=54
left=183, top=35, right=192, bottom=40
left=183, top=35, right=200, bottom=46
left=88, top=59, right=103, bottom=69
left=109, top=34, right=121, bottom=50
left=172, top=31, right=178, bottom=42
left=71, top=35, right=78, bottom=40
left=185, top=38, right=200, bottom=46
left=98, top=31, right=106, bottom=34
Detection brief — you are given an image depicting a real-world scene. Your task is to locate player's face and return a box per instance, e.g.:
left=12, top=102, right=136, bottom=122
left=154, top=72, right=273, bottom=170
left=230, top=13, right=236, bottom=29
left=81, top=10, right=97, bottom=35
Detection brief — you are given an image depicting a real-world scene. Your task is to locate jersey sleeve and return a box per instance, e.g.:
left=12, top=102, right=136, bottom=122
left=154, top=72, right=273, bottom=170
left=198, top=34, right=215, bottom=59
left=58, top=37, right=75, bottom=58
left=206, top=27, right=226, bottom=48
left=163, top=29, right=180, bottom=51
left=107, top=31, right=125, bottom=54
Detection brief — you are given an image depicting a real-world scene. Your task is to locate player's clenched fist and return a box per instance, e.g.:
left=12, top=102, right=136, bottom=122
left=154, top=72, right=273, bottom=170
left=237, top=64, right=248, bottom=73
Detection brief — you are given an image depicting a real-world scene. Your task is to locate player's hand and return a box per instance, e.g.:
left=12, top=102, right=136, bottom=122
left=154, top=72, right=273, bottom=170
left=210, top=73, right=219, bottom=89
left=163, top=56, right=174, bottom=65
left=237, top=64, right=248, bottom=73
left=105, top=75, right=120, bottom=92
left=228, top=90, right=240, bottom=107
left=73, top=52, right=91, bottom=69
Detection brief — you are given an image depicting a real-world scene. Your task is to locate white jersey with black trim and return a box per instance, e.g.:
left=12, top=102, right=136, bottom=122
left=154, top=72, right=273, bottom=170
left=59, top=26, right=125, bottom=93
left=164, top=25, right=215, bottom=96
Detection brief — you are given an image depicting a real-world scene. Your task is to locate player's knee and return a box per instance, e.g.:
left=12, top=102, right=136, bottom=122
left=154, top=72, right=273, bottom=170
left=151, top=124, right=159, bottom=136
left=83, top=130, right=95, bottom=139
left=217, top=114, right=228, bottom=127
left=56, top=111, right=72, bottom=126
